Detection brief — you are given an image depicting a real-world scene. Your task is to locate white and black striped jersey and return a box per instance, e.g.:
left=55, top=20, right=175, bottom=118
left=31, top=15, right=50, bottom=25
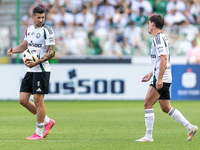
left=151, top=32, right=172, bottom=83
left=24, top=24, right=55, bottom=72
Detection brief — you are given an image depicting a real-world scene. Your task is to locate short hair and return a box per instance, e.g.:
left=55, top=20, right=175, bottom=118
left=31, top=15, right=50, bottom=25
left=32, top=7, right=45, bottom=16
left=82, top=5, right=87, bottom=10
left=149, top=14, right=164, bottom=29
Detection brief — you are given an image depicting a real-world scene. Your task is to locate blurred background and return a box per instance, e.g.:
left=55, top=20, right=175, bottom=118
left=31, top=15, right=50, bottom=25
left=0, top=0, right=200, bottom=100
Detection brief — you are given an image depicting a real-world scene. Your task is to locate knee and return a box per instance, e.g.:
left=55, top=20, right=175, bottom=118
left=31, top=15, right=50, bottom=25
left=161, top=107, right=171, bottom=113
left=144, top=101, right=153, bottom=109
left=33, top=94, right=44, bottom=107
left=19, top=98, right=27, bottom=106
left=34, top=100, right=39, bottom=108
left=34, top=99, right=44, bottom=108
left=144, top=102, right=148, bottom=109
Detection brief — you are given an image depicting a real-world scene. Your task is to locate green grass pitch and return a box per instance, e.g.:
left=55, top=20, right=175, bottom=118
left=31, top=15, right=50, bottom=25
left=0, top=100, right=199, bottom=150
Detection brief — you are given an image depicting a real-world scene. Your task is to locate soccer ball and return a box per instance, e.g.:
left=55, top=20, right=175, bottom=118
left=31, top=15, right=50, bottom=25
left=22, top=49, right=39, bottom=63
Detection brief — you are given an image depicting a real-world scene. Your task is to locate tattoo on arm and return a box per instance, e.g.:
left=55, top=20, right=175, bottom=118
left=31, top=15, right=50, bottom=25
left=35, top=45, right=55, bottom=65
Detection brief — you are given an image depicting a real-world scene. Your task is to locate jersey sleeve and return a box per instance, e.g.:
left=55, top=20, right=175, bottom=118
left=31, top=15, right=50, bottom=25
left=24, top=28, right=28, bottom=41
left=44, top=27, right=55, bottom=45
left=155, top=36, right=166, bottom=56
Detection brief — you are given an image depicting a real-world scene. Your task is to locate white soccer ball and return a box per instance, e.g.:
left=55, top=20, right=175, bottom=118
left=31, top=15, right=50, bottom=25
left=22, top=49, right=39, bottom=63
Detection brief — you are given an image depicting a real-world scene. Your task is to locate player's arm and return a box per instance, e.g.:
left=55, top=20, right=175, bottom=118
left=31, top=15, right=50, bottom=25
left=25, top=27, right=56, bottom=68
left=7, top=40, right=28, bottom=58
left=25, top=45, right=55, bottom=68
left=156, top=55, right=167, bottom=90
left=35, top=27, right=55, bottom=65
left=35, top=45, right=55, bottom=65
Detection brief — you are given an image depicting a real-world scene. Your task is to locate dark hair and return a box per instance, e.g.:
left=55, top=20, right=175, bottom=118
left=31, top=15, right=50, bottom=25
left=149, top=14, right=164, bottom=29
left=82, top=5, right=87, bottom=10
left=32, top=7, right=45, bottom=16
left=139, top=7, right=144, bottom=12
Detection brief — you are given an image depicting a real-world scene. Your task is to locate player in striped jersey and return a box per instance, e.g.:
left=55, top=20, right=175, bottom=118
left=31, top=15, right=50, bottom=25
left=7, top=7, right=55, bottom=140
left=135, top=14, right=198, bottom=142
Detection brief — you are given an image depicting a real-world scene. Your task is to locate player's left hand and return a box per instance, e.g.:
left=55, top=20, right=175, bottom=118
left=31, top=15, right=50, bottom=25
left=156, top=79, right=163, bottom=90
left=25, top=60, right=36, bottom=68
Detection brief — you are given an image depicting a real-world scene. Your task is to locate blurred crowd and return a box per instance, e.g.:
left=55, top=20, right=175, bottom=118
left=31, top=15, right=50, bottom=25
left=20, top=0, right=200, bottom=64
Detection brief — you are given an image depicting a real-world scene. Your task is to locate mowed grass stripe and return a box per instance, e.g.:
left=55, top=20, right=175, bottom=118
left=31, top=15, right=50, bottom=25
left=0, top=101, right=199, bottom=150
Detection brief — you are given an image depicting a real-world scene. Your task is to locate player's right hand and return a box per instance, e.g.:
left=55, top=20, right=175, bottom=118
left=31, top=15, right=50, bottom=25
left=25, top=60, right=37, bottom=68
left=7, top=48, right=13, bottom=58
left=141, top=73, right=152, bottom=82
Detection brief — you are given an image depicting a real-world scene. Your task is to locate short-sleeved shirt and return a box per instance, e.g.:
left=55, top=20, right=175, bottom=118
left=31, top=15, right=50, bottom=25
left=54, top=13, right=74, bottom=25
left=131, top=0, right=152, bottom=15
left=151, top=32, right=172, bottom=83
left=166, top=1, right=186, bottom=13
left=24, top=24, right=55, bottom=72
left=75, top=12, right=95, bottom=29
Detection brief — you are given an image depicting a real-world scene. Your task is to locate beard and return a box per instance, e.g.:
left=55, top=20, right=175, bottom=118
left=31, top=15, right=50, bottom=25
left=36, top=22, right=43, bottom=27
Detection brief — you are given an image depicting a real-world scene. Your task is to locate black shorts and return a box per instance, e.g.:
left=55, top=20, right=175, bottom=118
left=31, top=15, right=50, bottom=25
left=150, top=81, right=171, bottom=100
left=20, top=72, right=50, bottom=94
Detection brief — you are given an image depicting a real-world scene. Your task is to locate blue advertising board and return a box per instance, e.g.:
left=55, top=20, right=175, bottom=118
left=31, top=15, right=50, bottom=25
left=171, top=65, right=200, bottom=100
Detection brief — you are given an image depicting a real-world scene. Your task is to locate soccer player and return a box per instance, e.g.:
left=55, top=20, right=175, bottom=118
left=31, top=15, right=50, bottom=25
left=7, top=6, right=55, bottom=140
left=135, top=14, right=198, bottom=142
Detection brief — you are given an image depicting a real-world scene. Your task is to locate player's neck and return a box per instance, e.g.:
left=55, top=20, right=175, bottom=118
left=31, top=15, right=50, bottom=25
left=34, top=24, right=44, bottom=29
left=152, top=29, right=162, bottom=37
left=34, top=25, right=39, bottom=29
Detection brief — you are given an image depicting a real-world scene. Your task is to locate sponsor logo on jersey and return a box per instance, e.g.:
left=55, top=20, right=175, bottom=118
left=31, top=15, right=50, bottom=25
left=27, top=32, right=30, bottom=36
left=49, top=37, right=55, bottom=43
left=151, top=54, right=156, bottom=58
left=36, top=33, right=41, bottom=38
left=157, top=46, right=163, bottom=53
left=31, top=32, right=35, bottom=35
left=28, top=41, right=42, bottom=48
left=157, top=46, right=163, bottom=50
left=49, top=37, right=54, bottom=40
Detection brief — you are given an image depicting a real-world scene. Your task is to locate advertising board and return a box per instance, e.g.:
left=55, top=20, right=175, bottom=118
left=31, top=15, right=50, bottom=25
left=0, top=64, right=151, bottom=100
left=171, top=65, right=200, bottom=100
